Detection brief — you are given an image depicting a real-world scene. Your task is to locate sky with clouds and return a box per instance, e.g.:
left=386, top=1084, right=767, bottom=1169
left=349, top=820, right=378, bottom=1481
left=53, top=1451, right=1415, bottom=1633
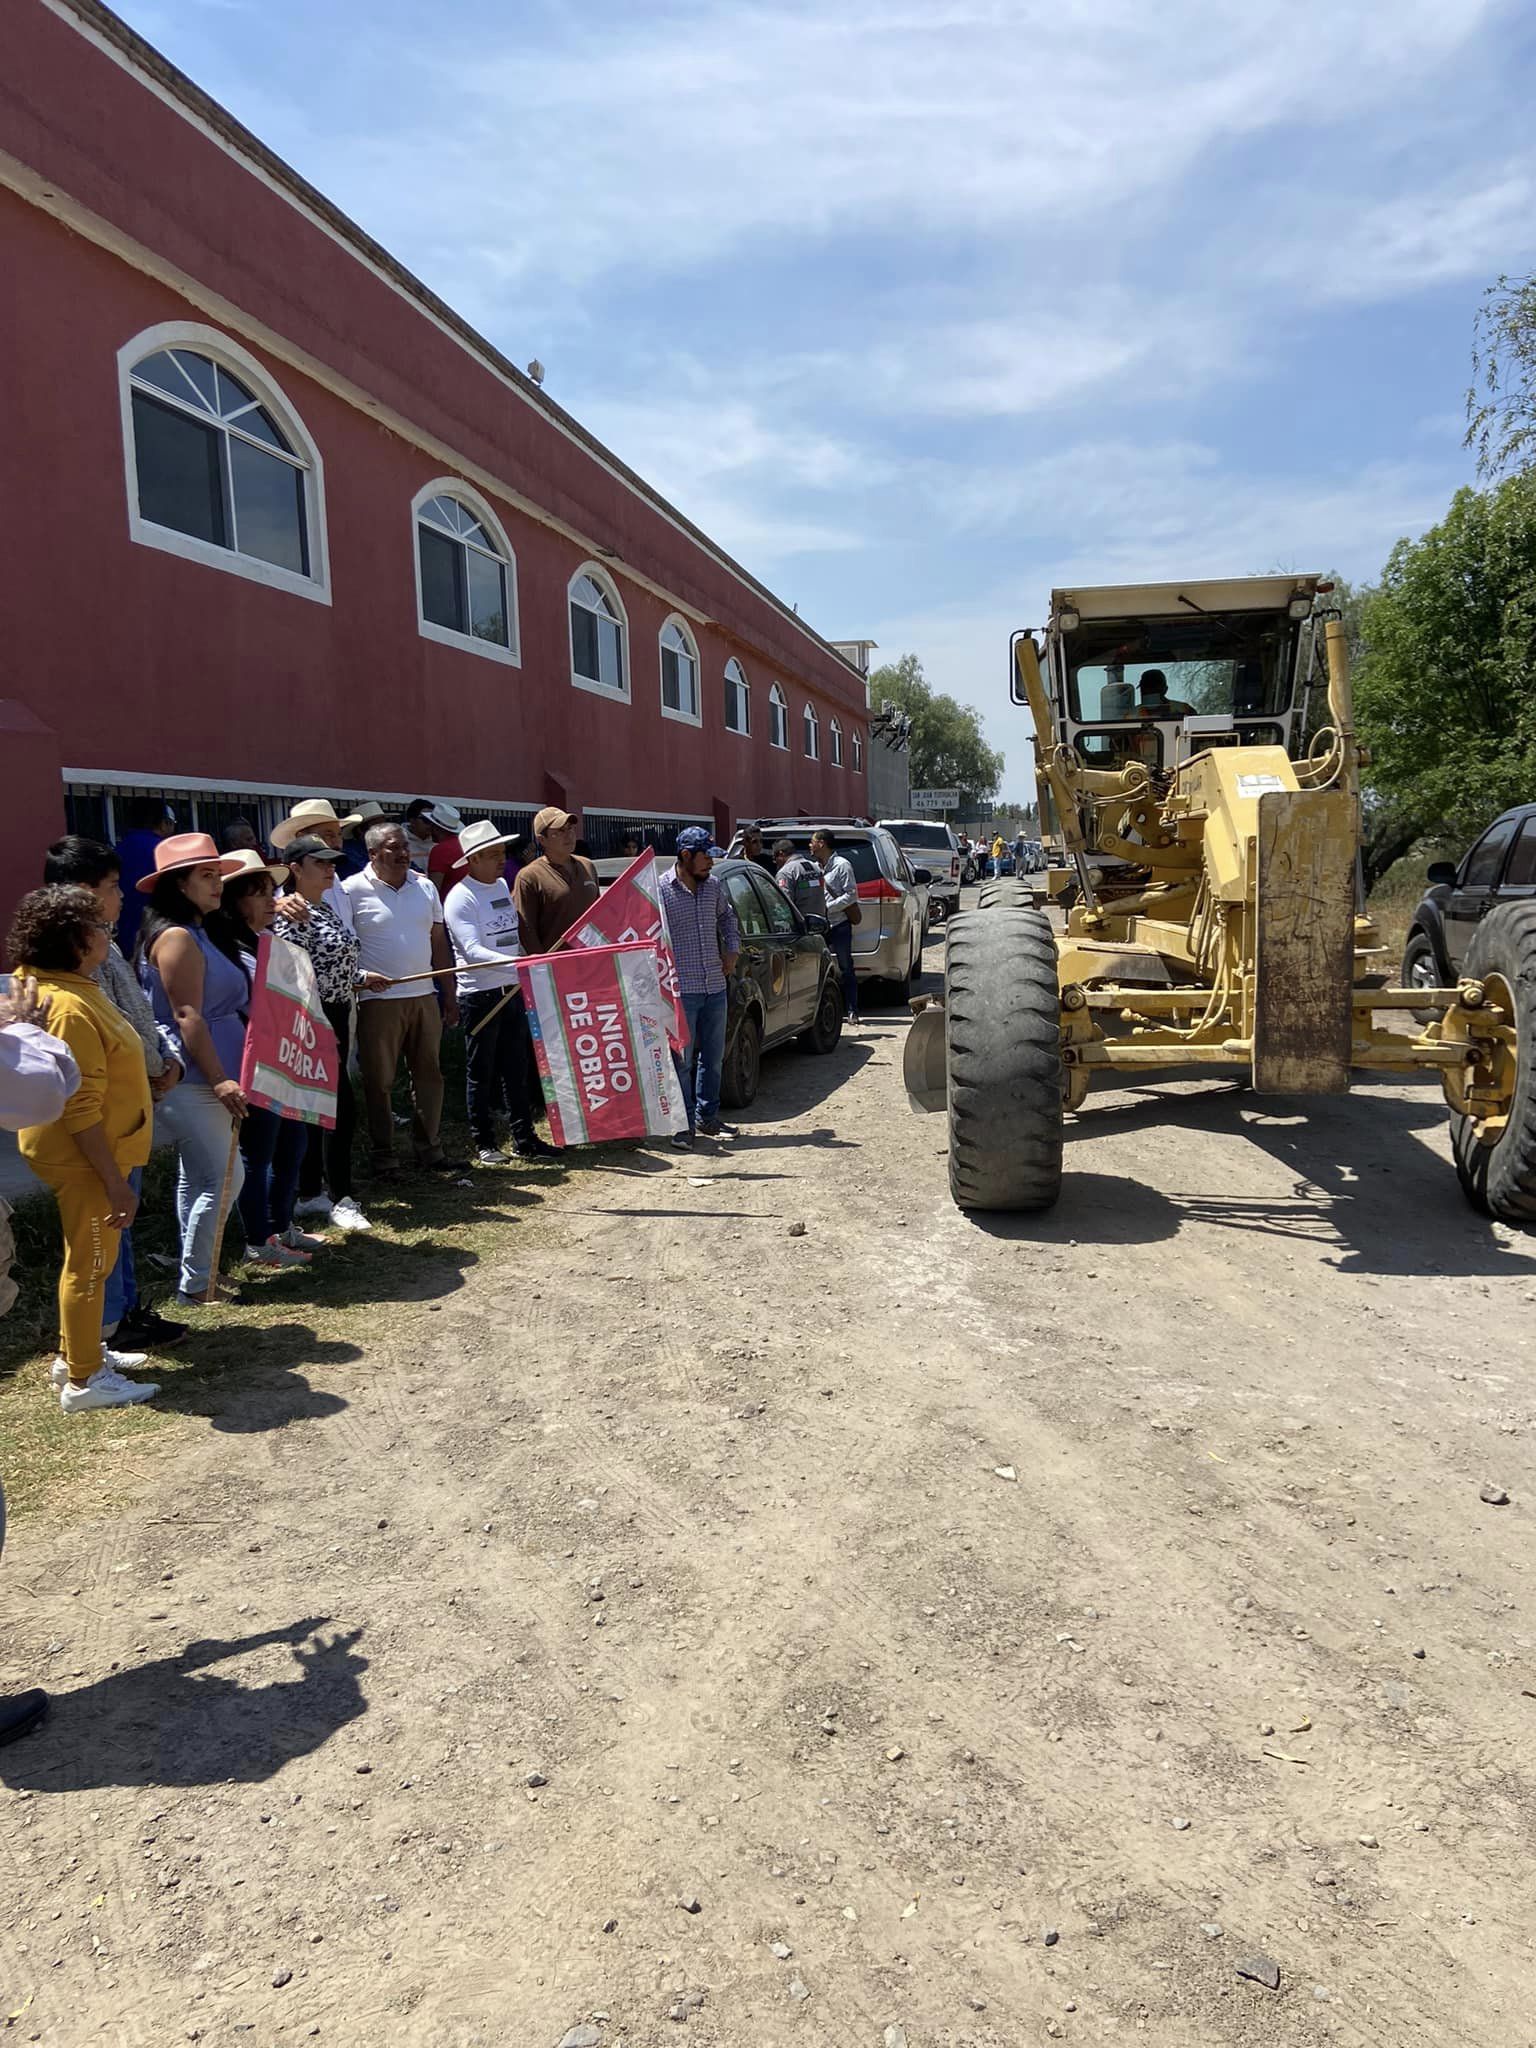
left=118, top=0, right=1536, bottom=796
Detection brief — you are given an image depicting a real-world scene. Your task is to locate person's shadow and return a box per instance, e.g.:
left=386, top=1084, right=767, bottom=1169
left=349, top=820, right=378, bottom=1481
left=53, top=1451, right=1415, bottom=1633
left=0, top=1618, right=367, bottom=1791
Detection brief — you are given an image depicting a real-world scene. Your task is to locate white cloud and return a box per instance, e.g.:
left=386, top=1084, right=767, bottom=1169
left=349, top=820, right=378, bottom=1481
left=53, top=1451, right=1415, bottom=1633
left=312, top=0, right=1499, bottom=289
left=1298, top=168, right=1536, bottom=300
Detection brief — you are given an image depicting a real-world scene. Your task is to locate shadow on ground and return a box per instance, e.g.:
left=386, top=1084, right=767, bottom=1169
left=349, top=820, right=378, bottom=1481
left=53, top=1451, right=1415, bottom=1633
left=0, top=1619, right=367, bottom=1791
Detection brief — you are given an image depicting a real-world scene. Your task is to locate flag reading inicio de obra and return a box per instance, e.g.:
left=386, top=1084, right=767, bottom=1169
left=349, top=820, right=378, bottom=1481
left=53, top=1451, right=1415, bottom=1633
left=562, top=847, right=686, bottom=1052
left=518, top=940, right=688, bottom=1147
left=239, top=931, right=340, bottom=1128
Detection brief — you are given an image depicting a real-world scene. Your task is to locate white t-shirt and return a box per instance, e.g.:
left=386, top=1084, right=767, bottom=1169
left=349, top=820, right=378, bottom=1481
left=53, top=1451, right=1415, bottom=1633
left=444, top=873, right=522, bottom=997
left=342, top=866, right=443, bottom=1000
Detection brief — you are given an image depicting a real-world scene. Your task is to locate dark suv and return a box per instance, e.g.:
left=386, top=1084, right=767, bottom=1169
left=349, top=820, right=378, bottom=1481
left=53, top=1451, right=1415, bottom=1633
left=713, top=858, right=845, bottom=1108
left=1401, top=804, right=1536, bottom=987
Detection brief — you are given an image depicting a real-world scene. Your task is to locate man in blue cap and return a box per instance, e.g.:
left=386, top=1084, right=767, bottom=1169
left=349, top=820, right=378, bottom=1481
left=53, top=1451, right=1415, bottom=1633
left=658, top=827, right=740, bottom=1148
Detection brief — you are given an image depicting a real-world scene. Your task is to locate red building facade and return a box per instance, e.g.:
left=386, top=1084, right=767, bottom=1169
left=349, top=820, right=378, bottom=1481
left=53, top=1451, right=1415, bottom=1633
left=0, top=0, right=869, bottom=925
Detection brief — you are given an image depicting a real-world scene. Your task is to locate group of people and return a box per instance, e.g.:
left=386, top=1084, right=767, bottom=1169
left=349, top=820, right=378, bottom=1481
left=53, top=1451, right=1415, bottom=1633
left=2, top=796, right=755, bottom=1418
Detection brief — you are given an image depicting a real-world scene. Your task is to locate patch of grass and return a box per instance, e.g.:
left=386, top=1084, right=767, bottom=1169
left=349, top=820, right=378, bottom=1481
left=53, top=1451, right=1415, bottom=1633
left=0, top=1031, right=568, bottom=1521
left=1366, top=838, right=1461, bottom=970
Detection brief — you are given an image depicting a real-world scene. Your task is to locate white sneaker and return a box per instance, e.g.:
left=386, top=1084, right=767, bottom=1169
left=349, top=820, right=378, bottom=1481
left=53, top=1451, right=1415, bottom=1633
left=248, top=1236, right=310, bottom=1268
left=329, top=1198, right=372, bottom=1234
left=475, top=1146, right=507, bottom=1167
left=61, top=1371, right=158, bottom=1412
left=293, top=1193, right=333, bottom=1222
left=281, top=1224, right=328, bottom=1252
left=103, top=1345, right=150, bottom=1372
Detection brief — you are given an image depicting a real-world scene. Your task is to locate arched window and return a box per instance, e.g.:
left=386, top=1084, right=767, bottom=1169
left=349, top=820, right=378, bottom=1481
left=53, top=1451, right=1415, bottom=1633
left=768, top=683, right=789, bottom=751
left=413, top=481, right=518, bottom=665
left=724, top=658, right=750, bottom=735
left=830, top=717, right=844, bottom=767
left=119, top=323, right=328, bottom=601
left=803, top=702, right=820, bottom=760
left=852, top=728, right=865, bottom=773
left=569, top=564, right=629, bottom=698
left=660, top=617, right=701, bottom=723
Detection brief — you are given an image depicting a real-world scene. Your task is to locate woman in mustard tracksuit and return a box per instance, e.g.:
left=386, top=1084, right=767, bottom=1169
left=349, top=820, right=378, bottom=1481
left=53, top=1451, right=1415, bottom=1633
left=6, top=886, right=159, bottom=1411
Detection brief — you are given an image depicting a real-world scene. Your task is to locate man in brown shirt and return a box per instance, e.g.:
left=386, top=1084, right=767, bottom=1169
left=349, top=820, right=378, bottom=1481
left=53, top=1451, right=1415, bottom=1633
left=514, top=807, right=602, bottom=956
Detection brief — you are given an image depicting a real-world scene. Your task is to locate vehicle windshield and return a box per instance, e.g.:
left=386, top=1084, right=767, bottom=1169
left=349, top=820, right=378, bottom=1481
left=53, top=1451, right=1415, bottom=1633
left=1066, top=611, right=1300, bottom=723
left=885, top=823, right=952, bottom=851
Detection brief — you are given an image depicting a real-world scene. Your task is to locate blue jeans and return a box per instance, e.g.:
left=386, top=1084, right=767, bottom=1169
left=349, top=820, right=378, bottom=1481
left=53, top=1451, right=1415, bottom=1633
left=827, top=918, right=860, bottom=1021
left=156, top=1081, right=245, bottom=1296
left=237, top=1106, right=308, bottom=1247
left=103, top=1166, right=143, bottom=1328
left=674, top=988, right=728, bottom=1130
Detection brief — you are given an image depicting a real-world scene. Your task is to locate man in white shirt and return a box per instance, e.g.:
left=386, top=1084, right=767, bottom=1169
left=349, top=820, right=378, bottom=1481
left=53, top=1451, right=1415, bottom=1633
left=343, top=823, right=463, bottom=1176
left=443, top=820, right=556, bottom=1166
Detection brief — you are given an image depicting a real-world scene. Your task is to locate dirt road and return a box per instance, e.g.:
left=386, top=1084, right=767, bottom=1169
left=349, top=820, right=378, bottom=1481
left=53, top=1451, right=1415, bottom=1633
left=4, top=904, right=1535, bottom=2047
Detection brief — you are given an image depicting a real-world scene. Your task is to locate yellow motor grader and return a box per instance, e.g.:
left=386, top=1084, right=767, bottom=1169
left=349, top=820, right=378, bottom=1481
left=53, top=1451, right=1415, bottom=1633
left=904, top=574, right=1535, bottom=1218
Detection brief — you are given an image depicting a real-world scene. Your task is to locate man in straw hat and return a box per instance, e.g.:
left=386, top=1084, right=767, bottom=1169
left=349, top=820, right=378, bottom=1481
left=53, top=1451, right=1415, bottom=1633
left=443, top=821, right=558, bottom=1166
left=271, top=800, right=364, bottom=922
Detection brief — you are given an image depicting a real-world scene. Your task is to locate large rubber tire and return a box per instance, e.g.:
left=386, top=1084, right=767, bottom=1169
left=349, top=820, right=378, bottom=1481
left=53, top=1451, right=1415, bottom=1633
left=978, top=880, right=1034, bottom=911
left=720, top=1012, right=762, bottom=1110
left=798, top=977, right=844, bottom=1054
left=1450, top=902, right=1536, bottom=1223
left=1400, top=928, right=1441, bottom=991
left=945, top=908, right=1064, bottom=1211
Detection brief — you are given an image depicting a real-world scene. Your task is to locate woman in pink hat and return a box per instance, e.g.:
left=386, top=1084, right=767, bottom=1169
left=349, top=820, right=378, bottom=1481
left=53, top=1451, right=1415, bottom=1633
left=135, top=834, right=250, bottom=1307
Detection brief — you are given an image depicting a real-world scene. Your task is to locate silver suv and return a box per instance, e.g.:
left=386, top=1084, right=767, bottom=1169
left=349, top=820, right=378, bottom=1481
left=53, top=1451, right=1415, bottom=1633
left=879, top=819, right=961, bottom=921
left=729, top=820, right=930, bottom=997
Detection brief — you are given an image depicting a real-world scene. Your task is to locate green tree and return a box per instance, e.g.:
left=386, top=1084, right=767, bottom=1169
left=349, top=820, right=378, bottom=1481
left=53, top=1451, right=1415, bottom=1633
left=1467, top=272, right=1536, bottom=478
left=1354, top=476, right=1536, bottom=879
left=868, top=654, right=1004, bottom=814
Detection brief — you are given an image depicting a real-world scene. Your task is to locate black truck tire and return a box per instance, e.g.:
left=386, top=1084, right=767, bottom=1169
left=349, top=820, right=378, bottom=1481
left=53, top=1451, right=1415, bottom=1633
left=945, top=907, right=1064, bottom=1211
left=978, top=880, right=1035, bottom=911
left=1452, top=902, right=1536, bottom=1223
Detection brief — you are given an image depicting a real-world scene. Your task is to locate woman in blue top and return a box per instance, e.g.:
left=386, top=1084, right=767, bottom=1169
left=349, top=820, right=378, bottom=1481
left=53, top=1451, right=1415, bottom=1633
left=136, top=833, right=250, bottom=1307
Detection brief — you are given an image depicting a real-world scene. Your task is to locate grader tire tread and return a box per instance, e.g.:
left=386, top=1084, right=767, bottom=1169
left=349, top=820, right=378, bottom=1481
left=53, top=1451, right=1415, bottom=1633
left=946, top=907, right=1063, bottom=1212
left=977, top=880, right=1036, bottom=911
left=1454, top=900, right=1536, bottom=1223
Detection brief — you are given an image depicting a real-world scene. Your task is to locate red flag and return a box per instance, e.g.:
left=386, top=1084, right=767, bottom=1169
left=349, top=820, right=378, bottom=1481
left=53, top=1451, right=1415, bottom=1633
left=517, top=940, right=688, bottom=1147
left=240, top=932, right=339, bottom=1127
left=561, top=848, right=686, bottom=1051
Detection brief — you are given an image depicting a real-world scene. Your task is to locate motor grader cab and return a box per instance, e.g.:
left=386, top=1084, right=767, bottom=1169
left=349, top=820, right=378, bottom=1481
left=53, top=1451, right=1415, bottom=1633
left=905, top=574, right=1535, bottom=1222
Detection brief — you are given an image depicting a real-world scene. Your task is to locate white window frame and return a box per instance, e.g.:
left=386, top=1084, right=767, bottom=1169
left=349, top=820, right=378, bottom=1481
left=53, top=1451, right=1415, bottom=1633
left=852, top=728, right=865, bottom=773
left=117, top=320, right=331, bottom=605
left=724, top=657, right=751, bottom=738
left=568, top=561, right=631, bottom=701
left=411, top=478, right=520, bottom=668
left=659, top=614, right=702, bottom=727
left=768, top=682, right=789, bottom=751
left=830, top=717, right=844, bottom=767
left=803, top=701, right=820, bottom=760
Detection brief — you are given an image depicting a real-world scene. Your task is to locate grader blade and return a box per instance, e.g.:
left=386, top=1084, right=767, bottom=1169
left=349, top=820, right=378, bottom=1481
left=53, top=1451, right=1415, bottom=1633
left=903, top=999, right=947, bottom=1113
left=1252, top=787, right=1357, bottom=1094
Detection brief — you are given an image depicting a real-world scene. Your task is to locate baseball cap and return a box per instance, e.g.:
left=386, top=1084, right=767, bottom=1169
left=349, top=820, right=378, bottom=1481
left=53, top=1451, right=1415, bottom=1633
left=285, top=834, right=344, bottom=864
left=677, top=826, right=724, bottom=857
left=534, top=806, right=578, bottom=838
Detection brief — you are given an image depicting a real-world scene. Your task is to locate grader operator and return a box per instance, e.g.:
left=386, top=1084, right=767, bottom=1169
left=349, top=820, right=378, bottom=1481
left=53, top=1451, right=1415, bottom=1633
left=905, top=575, right=1535, bottom=1222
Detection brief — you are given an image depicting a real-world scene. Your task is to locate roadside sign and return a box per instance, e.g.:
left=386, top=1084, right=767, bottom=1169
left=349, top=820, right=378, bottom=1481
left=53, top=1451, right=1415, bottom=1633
left=910, top=789, right=959, bottom=811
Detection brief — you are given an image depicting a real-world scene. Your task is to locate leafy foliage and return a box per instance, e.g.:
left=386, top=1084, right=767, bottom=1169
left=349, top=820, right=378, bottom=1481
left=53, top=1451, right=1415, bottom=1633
left=868, top=654, right=1005, bottom=813
left=1354, top=476, right=1536, bottom=868
left=1467, top=273, right=1536, bottom=479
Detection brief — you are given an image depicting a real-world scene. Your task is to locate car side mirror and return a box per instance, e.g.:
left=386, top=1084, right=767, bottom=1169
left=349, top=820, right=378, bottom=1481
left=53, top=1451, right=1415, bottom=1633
left=1426, top=861, right=1457, bottom=887
left=805, top=914, right=830, bottom=936
left=912, top=866, right=934, bottom=885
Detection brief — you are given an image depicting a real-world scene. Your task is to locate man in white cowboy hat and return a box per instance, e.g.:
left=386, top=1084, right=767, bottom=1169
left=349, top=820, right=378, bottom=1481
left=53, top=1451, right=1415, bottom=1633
left=339, top=801, right=385, bottom=877
left=443, top=821, right=557, bottom=1165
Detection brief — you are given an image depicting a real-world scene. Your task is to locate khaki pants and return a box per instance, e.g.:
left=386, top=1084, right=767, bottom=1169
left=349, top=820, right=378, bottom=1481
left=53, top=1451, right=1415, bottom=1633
left=356, top=995, right=445, bottom=1164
